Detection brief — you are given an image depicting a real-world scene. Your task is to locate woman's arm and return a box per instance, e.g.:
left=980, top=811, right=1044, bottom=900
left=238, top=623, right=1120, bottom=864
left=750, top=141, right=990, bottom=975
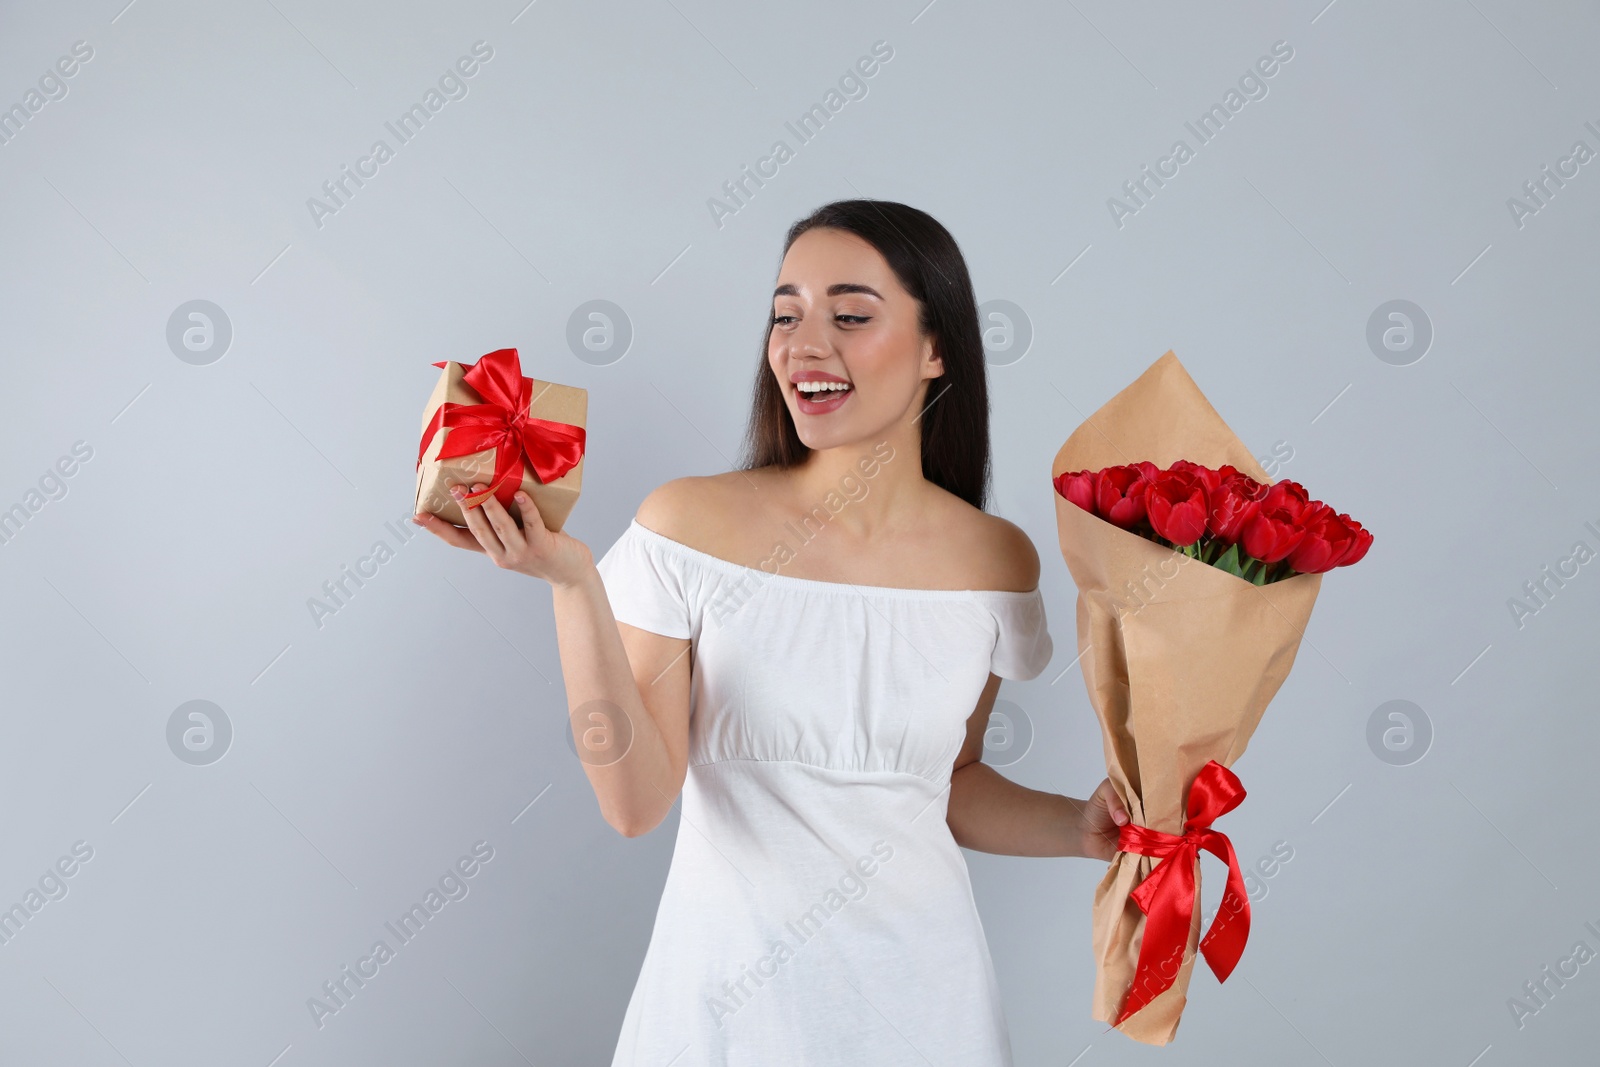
left=415, top=481, right=691, bottom=838
left=552, top=571, right=691, bottom=837
left=945, top=673, right=1128, bottom=860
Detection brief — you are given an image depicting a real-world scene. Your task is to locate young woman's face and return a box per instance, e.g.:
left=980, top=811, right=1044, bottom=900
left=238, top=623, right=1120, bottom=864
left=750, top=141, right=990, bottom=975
left=767, top=227, right=943, bottom=452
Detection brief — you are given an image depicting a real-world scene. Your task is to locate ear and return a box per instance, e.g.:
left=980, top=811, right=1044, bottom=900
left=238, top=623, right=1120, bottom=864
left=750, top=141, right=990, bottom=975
left=923, top=335, right=944, bottom=379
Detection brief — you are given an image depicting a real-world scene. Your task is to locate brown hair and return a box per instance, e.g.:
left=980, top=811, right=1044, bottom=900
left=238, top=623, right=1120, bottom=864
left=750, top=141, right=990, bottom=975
left=735, top=199, right=992, bottom=510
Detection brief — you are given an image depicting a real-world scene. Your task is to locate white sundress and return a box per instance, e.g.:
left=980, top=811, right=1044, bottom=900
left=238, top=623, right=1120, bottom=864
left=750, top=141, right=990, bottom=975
left=594, top=518, right=1054, bottom=1066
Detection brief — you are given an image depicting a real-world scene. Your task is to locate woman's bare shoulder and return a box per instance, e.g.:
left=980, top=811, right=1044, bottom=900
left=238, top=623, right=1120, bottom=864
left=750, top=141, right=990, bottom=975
left=634, top=470, right=768, bottom=549
left=633, top=476, right=715, bottom=540
left=931, top=492, right=1041, bottom=593
left=982, top=512, right=1042, bottom=591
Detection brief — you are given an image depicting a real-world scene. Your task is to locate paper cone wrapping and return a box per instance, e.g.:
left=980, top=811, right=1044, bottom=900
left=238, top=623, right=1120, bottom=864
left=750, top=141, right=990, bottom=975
left=1051, top=351, right=1322, bottom=1044
left=414, top=361, right=586, bottom=532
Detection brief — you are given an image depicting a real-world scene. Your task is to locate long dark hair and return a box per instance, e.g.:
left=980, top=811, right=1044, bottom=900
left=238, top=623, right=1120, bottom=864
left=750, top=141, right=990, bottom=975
left=735, top=199, right=991, bottom=510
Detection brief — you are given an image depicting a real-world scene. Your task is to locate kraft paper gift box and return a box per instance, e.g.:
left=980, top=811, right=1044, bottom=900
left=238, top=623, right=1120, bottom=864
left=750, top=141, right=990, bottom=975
left=414, top=348, right=587, bottom=532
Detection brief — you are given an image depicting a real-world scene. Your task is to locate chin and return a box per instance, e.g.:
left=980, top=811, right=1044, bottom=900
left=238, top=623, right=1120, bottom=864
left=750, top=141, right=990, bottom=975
left=787, top=392, right=896, bottom=452
left=792, top=418, right=878, bottom=454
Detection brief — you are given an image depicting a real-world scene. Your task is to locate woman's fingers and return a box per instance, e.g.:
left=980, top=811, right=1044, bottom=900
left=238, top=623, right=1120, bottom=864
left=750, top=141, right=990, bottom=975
left=517, top=491, right=546, bottom=534
left=415, top=481, right=579, bottom=583
left=510, top=492, right=555, bottom=556
left=476, top=486, right=526, bottom=555
left=412, top=510, right=485, bottom=552
left=1099, top=777, right=1129, bottom=825
left=455, top=483, right=506, bottom=559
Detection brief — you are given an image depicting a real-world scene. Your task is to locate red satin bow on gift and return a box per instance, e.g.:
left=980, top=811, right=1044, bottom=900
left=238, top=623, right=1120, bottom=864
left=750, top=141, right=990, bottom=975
left=1111, top=760, right=1251, bottom=1026
left=416, top=348, right=586, bottom=511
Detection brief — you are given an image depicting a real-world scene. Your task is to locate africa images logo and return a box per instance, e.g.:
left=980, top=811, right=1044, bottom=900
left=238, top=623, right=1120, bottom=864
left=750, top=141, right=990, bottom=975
left=306, top=841, right=495, bottom=1029
left=1106, top=39, right=1295, bottom=228
left=706, top=840, right=894, bottom=1028
left=305, top=41, right=494, bottom=229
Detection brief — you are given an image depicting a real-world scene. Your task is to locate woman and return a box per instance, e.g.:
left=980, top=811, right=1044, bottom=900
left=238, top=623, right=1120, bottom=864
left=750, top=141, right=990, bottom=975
left=414, top=199, right=1128, bottom=1065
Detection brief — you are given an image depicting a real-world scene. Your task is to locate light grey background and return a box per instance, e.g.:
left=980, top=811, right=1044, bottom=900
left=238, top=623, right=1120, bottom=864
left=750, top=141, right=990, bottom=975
left=2, top=0, right=1596, bottom=1064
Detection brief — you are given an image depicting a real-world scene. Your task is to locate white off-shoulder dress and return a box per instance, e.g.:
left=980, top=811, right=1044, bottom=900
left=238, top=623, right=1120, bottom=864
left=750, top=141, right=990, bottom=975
left=594, top=518, right=1054, bottom=1066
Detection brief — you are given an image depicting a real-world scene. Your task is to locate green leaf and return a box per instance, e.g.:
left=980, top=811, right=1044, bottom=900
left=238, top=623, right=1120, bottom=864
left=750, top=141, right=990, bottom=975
left=1213, top=542, right=1245, bottom=577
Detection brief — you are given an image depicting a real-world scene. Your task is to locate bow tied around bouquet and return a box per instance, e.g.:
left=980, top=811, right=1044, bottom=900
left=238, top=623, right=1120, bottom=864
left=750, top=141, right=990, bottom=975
left=1052, top=351, right=1372, bottom=1044
left=414, top=348, right=587, bottom=531
left=1112, top=760, right=1251, bottom=1027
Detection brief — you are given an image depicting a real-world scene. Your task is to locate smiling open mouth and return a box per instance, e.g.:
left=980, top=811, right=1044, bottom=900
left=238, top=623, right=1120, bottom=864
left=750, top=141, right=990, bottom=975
left=795, top=380, right=852, bottom=412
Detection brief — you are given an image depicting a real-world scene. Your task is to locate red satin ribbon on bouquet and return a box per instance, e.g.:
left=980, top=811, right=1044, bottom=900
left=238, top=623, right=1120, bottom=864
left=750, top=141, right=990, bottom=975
left=1111, top=760, right=1251, bottom=1026
left=416, top=348, right=587, bottom=510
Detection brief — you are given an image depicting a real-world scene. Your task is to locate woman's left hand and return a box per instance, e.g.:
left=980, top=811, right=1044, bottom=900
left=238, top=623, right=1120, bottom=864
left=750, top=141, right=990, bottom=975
left=1078, top=777, right=1130, bottom=862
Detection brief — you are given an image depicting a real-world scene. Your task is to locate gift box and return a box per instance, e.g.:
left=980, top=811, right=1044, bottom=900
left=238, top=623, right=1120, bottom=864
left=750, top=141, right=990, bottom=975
left=414, top=348, right=587, bottom=532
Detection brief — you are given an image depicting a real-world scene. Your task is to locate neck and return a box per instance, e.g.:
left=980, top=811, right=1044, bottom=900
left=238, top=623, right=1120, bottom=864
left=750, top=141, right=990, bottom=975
left=785, top=393, right=932, bottom=542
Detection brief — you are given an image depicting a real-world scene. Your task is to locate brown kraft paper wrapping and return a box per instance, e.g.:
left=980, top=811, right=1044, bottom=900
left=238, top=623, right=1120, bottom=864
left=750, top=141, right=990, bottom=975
left=414, top=360, right=586, bottom=532
left=1051, top=350, right=1322, bottom=1045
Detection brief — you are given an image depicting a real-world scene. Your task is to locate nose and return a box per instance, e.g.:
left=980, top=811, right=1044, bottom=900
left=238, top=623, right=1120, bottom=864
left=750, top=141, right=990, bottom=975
left=779, top=311, right=830, bottom=360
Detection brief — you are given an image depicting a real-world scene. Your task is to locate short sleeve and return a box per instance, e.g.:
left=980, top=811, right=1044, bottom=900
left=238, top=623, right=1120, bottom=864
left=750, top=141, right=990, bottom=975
left=595, top=521, right=693, bottom=640
left=981, top=588, right=1052, bottom=681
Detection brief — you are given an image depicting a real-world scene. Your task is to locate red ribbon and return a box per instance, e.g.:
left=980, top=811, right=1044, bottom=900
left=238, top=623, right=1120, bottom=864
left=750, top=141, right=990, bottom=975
left=416, top=348, right=586, bottom=511
left=1111, top=760, right=1251, bottom=1026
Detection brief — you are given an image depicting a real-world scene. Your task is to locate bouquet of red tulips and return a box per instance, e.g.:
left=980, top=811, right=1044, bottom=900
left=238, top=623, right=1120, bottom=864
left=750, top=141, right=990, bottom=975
left=1051, top=351, right=1373, bottom=1045
left=1053, top=461, right=1372, bottom=585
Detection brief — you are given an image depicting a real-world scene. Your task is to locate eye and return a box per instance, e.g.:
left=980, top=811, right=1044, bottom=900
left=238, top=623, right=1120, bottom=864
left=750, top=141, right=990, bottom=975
left=770, top=313, right=870, bottom=326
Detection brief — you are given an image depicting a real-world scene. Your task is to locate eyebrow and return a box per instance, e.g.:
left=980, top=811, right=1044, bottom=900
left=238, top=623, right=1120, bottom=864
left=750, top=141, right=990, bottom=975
left=772, top=282, right=884, bottom=300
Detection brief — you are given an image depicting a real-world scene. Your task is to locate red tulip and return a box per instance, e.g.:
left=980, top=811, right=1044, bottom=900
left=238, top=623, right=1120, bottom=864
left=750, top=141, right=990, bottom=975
left=1054, top=470, right=1097, bottom=515
left=1051, top=461, right=1369, bottom=582
left=1095, top=464, right=1154, bottom=528
left=1167, top=459, right=1222, bottom=494
left=1146, top=468, right=1210, bottom=546
left=1240, top=495, right=1313, bottom=563
left=1260, top=479, right=1316, bottom=521
left=1210, top=463, right=1246, bottom=490
left=1207, top=470, right=1269, bottom=544
left=1333, top=514, right=1373, bottom=567
left=1285, top=507, right=1359, bottom=573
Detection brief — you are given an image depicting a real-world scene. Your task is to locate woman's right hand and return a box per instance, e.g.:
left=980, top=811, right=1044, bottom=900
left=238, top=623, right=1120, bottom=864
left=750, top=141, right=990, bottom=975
left=413, top=481, right=594, bottom=588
